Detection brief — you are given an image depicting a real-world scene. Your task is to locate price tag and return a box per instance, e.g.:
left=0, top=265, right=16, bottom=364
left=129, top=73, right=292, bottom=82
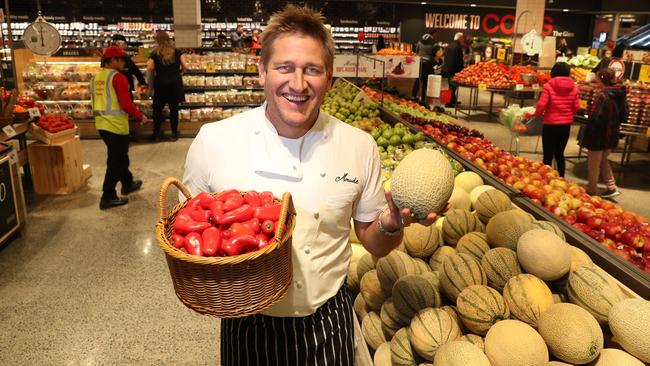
left=245, top=65, right=258, bottom=73
left=478, top=84, right=487, bottom=91
left=532, top=84, right=540, bottom=90
left=589, top=48, right=598, bottom=56
left=28, top=107, right=41, bottom=119
left=2, top=125, right=16, bottom=138
left=497, top=48, right=506, bottom=61
left=638, top=64, right=650, bottom=83
left=205, top=65, right=217, bottom=73
left=579, top=100, right=588, bottom=109
left=515, top=84, right=524, bottom=91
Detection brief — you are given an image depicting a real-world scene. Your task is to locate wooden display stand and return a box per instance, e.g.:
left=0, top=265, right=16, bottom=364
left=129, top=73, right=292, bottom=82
left=27, top=136, right=91, bottom=194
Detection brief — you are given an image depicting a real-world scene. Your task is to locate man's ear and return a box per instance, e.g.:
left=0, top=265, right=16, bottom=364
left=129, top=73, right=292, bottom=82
left=258, top=60, right=266, bottom=86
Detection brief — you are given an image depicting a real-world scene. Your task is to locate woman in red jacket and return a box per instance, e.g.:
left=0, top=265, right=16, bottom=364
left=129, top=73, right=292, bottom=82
left=531, top=62, right=580, bottom=177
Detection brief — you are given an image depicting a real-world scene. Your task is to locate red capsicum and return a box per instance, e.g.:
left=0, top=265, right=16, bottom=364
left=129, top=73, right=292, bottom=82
left=210, top=201, right=224, bottom=224
left=202, top=227, right=222, bottom=256
left=222, top=234, right=258, bottom=256
left=185, top=232, right=203, bottom=256
left=254, top=203, right=282, bottom=221
left=220, top=204, right=254, bottom=225
left=194, top=191, right=216, bottom=210
left=256, top=233, right=270, bottom=249
left=171, top=233, right=186, bottom=249
left=185, top=197, right=202, bottom=210
left=215, top=189, right=240, bottom=202
left=189, top=209, right=212, bottom=223
left=242, top=217, right=260, bottom=234
left=174, top=214, right=212, bottom=235
left=261, top=220, right=275, bottom=234
left=230, top=223, right=254, bottom=238
left=259, top=191, right=275, bottom=206
left=243, top=191, right=261, bottom=207
left=223, top=194, right=245, bottom=212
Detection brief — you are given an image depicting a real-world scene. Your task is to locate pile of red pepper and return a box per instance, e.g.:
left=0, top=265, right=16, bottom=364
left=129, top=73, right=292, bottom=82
left=509, top=65, right=550, bottom=86
left=171, top=190, right=282, bottom=257
left=35, top=114, right=76, bottom=133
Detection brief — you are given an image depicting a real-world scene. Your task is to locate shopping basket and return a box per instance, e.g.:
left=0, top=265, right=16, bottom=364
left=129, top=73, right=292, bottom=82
left=155, top=177, right=296, bottom=318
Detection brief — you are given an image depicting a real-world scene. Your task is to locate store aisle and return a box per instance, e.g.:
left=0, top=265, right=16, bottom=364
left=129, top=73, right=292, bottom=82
left=0, top=139, right=221, bottom=365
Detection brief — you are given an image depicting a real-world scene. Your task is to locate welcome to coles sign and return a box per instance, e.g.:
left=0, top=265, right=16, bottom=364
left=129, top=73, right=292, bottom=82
left=425, top=12, right=567, bottom=37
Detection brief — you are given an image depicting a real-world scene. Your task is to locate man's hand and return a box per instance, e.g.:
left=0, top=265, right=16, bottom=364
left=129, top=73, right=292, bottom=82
left=381, top=190, right=450, bottom=231
left=139, top=116, right=149, bottom=126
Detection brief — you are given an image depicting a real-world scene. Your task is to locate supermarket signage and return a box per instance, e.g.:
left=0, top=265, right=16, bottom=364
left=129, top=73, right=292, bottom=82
left=118, top=16, right=145, bottom=22
left=81, top=16, right=106, bottom=22
left=608, top=59, right=625, bottom=79
left=424, top=12, right=555, bottom=37
left=237, top=17, right=253, bottom=22
left=333, top=55, right=420, bottom=78
left=639, top=64, right=650, bottom=83
left=339, top=19, right=360, bottom=25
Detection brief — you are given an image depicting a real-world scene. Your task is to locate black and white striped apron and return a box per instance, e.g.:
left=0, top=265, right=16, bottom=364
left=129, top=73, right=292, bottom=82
left=220, top=285, right=354, bottom=366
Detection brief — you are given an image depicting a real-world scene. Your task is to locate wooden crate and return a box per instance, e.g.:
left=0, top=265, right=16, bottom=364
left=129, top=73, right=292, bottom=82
left=29, top=123, right=77, bottom=145
left=27, top=136, right=86, bottom=194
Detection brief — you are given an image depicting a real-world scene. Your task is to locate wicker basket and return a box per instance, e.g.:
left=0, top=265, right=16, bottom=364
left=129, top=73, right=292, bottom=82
left=155, top=177, right=296, bottom=318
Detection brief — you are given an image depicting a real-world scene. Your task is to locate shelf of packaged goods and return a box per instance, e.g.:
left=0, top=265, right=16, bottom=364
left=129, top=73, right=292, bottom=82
left=25, top=81, right=91, bottom=86
left=378, top=107, right=650, bottom=298
left=183, top=85, right=263, bottom=92
left=179, top=102, right=261, bottom=108
left=184, top=69, right=259, bottom=76
left=37, top=100, right=151, bottom=104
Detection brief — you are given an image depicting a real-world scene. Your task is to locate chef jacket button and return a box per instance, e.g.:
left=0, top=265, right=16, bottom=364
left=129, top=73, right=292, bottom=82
left=323, top=132, right=328, bottom=139
left=296, top=281, right=303, bottom=289
left=293, top=165, right=297, bottom=171
left=254, top=129, right=260, bottom=135
left=313, top=210, right=319, bottom=219
left=294, top=311, right=300, bottom=315
left=304, top=246, right=311, bottom=254
left=320, top=171, right=326, bottom=177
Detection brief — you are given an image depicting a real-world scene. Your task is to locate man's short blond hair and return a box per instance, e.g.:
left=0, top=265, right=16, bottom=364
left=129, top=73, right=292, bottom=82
left=260, top=5, right=335, bottom=76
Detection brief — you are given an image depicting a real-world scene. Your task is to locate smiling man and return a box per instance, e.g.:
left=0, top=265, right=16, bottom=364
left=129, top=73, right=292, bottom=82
left=182, top=5, right=442, bottom=365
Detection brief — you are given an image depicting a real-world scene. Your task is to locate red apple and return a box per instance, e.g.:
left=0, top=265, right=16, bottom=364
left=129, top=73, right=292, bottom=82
left=513, top=181, right=526, bottom=191
left=599, top=200, right=615, bottom=210
left=529, top=188, right=545, bottom=202
left=587, top=216, right=605, bottom=230
left=564, top=214, right=577, bottom=224
left=553, top=206, right=569, bottom=217
left=602, top=238, right=617, bottom=251
left=602, top=223, right=623, bottom=240
left=576, top=207, right=593, bottom=223
left=573, top=223, right=590, bottom=232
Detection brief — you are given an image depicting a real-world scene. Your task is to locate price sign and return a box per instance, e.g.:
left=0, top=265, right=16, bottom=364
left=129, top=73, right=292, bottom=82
left=2, top=125, right=16, bottom=138
left=28, top=107, right=41, bottom=119
left=497, top=48, right=506, bottom=61
left=515, top=84, right=524, bottom=91
left=532, top=84, right=540, bottom=91
left=590, top=48, right=598, bottom=56
left=579, top=100, right=588, bottom=109
left=245, top=65, right=258, bottom=73
left=205, top=65, right=217, bottom=73
left=639, top=64, right=650, bottom=83
left=478, top=84, right=487, bottom=91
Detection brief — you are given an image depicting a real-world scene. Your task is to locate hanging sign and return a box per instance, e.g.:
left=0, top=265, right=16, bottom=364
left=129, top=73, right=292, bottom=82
left=639, top=64, right=650, bottom=83
left=521, top=29, right=543, bottom=56
left=608, top=59, right=625, bottom=79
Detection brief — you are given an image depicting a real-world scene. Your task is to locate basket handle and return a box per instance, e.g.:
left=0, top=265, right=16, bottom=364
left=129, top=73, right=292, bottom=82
left=158, top=177, right=193, bottom=221
left=275, top=192, right=295, bottom=239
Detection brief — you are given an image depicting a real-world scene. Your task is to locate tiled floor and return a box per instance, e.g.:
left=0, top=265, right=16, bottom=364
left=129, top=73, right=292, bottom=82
left=0, top=90, right=648, bottom=364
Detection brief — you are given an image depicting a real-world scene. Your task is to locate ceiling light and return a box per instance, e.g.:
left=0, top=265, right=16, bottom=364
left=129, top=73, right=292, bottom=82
left=470, top=4, right=477, bottom=7
left=421, top=2, right=426, bottom=4
left=563, top=9, right=569, bottom=12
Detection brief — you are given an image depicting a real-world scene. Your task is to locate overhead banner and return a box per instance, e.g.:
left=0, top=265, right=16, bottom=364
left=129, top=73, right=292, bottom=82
left=333, top=55, right=421, bottom=78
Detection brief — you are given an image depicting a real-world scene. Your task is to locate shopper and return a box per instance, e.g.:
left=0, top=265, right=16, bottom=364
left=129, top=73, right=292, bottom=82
left=182, top=5, right=445, bottom=365
left=251, top=29, right=261, bottom=49
left=112, top=34, right=147, bottom=99
left=376, top=35, right=386, bottom=51
left=442, top=32, right=465, bottom=107
left=146, top=30, right=187, bottom=141
left=583, top=68, right=628, bottom=198
left=612, top=39, right=629, bottom=58
left=556, top=37, right=571, bottom=57
left=592, top=49, right=613, bottom=73
left=412, top=29, right=437, bottom=103
left=529, top=62, right=580, bottom=177
left=230, top=25, right=245, bottom=48
left=92, top=46, right=146, bottom=210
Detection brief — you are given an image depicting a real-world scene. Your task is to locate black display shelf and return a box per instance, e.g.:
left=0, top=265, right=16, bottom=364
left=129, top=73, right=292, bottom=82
left=184, top=69, right=258, bottom=76
left=183, top=85, right=263, bottom=92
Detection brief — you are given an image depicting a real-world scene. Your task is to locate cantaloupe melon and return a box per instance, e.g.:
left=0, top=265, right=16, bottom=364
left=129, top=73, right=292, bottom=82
left=433, top=341, right=491, bottom=366
left=485, top=209, right=535, bottom=250
left=380, top=297, right=411, bottom=330
left=440, top=305, right=464, bottom=332
left=408, top=307, right=462, bottom=361
left=503, top=274, right=554, bottom=328
left=357, top=253, right=378, bottom=280
left=547, top=362, right=573, bottom=366
left=531, top=220, right=566, bottom=241
left=608, top=298, right=650, bottom=363
left=361, top=269, right=388, bottom=310
left=481, top=247, right=521, bottom=291
left=538, top=303, right=603, bottom=364
left=362, top=311, right=387, bottom=351
left=552, top=293, right=566, bottom=303
left=456, top=285, right=510, bottom=335
left=569, top=246, right=593, bottom=272
left=392, top=275, right=441, bottom=319
left=517, top=229, right=571, bottom=281
left=403, top=223, right=441, bottom=259
left=440, top=253, right=487, bottom=301
left=456, top=232, right=490, bottom=260
left=589, top=348, right=645, bottom=366
left=442, top=209, right=485, bottom=246
left=391, top=327, right=416, bottom=366
left=475, top=189, right=512, bottom=224
left=391, top=149, right=455, bottom=219
left=567, top=265, right=622, bottom=323
left=449, top=186, right=472, bottom=211
left=354, top=293, right=371, bottom=320
left=459, top=334, right=484, bottom=352
left=374, top=342, right=392, bottom=366
left=376, top=250, right=419, bottom=295
left=469, top=185, right=496, bottom=208
left=484, top=319, right=549, bottom=366
left=413, top=258, right=431, bottom=274
left=429, top=246, right=456, bottom=272
left=455, top=171, right=484, bottom=195
left=396, top=241, right=407, bottom=253
left=351, top=242, right=368, bottom=263
left=347, top=262, right=360, bottom=294
left=421, top=270, right=440, bottom=290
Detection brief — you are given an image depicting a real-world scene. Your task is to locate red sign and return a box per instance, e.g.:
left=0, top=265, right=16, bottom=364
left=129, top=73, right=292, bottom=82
left=608, top=59, right=625, bottom=79
left=481, top=13, right=553, bottom=36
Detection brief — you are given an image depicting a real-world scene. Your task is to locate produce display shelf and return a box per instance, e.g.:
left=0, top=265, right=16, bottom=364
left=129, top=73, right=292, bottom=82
left=378, top=107, right=650, bottom=299
left=179, top=102, right=261, bottom=108
left=184, top=70, right=258, bottom=76
left=183, top=86, right=263, bottom=92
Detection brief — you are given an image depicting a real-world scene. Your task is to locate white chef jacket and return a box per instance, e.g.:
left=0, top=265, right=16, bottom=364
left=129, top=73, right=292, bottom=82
left=182, top=105, right=385, bottom=317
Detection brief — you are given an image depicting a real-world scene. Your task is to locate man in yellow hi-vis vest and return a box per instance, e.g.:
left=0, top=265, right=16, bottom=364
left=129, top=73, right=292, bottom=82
left=92, top=46, right=147, bottom=210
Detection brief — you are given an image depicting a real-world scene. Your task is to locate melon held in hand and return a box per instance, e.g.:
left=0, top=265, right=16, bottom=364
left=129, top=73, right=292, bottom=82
left=390, top=148, right=454, bottom=219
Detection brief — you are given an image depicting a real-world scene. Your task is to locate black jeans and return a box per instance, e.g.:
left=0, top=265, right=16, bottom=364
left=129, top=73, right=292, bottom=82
left=99, top=130, right=134, bottom=200
left=542, top=124, right=571, bottom=177
left=153, top=96, right=179, bottom=137
left=412, top=60, right=434, bottom=103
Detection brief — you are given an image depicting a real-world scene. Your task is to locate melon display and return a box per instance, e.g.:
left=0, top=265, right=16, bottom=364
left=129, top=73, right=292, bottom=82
left=392, top=275, right=441, bottom=319
left=449, top=186, right=472, bottom=211
left=391, top=327, right=416, bottom=366
left=357, top=253, right=378, bottom=280
left=454, top=171, right=483, bottom=195
left=484, top=319, right=549, bottom=366
left=347, top=262, right=360, bottom=294
left=517, top=229, right=571, bottom=281
left=456, top=232, right=490, bottom=261
left=456, top=285, right=510, bottom=335
left=590, top=348, right=645, bottom=366
left=360, top=269, right=388, bottom=310
left=469, top=185, right=496, bottom=208
left=502, top=273, right=554, bottom=328
left=413, top=258, right=431, bottom=273
left=440, top=253, right=487, bottom=301
left=420, top=270, right=440, bottom=289
left=552, top=293, right=566, bottom=304
left=376, top=250, right=419, bottom=294
left=390, top=148, right=455, bottom=219
left=442, top=209, right=485, bottom=246
left=381, top=298, right=406, bottom=338
left=428, top=246, right=456, bottom=272
left=531, top=220, right=566, bottom=241
left=547, top=362, right=573, bottom=366
left=433, top=341, right=491, bottom=366
left=567, top=265, right=622, bottom=324
left=354, top=293, right=371, bottom=320
left=459, top=334, right=484, bottom=352
left=403, top=223, right=441, bottom=259
left=474, top=189, right=512, bottom=224
left=485, top=209, right=535, bottom=250
left=538, top=303, right=603, bottom=364
left=440, top=305, right=464, bottom=332
left=481, top=247, right=521, bottom=291
left=373, top=342, right=391, bottom=366
left=362, top=311, right=387, bottom=351
left=408, top=307, right=462, bottom=361
left=568, top=246, right=593, bottom=272
left=608, top=298, right=650, bottom=363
